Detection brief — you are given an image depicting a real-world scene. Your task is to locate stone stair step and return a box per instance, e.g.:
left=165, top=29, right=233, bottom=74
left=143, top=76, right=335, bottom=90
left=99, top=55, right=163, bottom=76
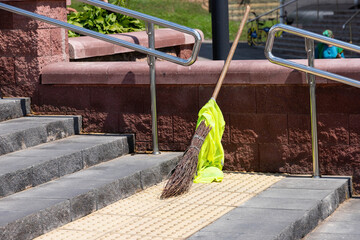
left=0, top=152, right=181, bottom=240
left=0, top=134, right=133, bottom=198
left=189, top=176, right=351, bottom=240
left=0, top=116, right=81, bottom=156
left=275, top=3, right=360, bottom=58
left=0, top=98, right=30, bottom=122
left=229, top=0, right=279, bottom=21
left=272, top=46, right=307, bottom=59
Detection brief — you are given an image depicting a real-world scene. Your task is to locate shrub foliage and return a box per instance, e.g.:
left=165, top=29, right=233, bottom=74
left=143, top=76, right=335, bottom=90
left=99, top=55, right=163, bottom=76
left=67, top=0, right=145, bottom=37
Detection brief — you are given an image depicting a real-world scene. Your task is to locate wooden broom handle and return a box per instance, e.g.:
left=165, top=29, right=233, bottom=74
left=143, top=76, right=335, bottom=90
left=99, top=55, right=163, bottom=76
left=212, top=5, right=251, bottom=100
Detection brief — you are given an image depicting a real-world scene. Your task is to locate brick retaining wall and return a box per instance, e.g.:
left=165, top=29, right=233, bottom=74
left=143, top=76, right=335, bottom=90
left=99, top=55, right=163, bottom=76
left=0, top=0, right=69, bottom=98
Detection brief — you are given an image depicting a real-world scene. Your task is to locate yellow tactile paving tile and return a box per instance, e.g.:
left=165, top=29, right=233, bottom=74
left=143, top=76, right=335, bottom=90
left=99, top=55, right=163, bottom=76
left=35, top=172, right=283, bottom=240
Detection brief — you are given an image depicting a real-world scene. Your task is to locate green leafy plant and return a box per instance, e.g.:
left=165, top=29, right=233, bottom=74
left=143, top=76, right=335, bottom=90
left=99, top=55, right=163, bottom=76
left=67, top=0, right=145, bottom=37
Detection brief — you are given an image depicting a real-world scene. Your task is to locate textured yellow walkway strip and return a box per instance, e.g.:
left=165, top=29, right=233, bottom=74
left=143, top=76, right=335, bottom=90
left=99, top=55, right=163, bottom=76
left=35, top=172, right=283, bottom=240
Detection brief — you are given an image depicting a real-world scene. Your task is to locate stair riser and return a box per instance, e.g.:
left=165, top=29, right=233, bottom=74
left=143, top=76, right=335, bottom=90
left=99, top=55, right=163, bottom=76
left=0, top=117, right=81, bottom=157
left=0, top=98, right=30, bottom=122
left=0, top=137, right=130, bottom=198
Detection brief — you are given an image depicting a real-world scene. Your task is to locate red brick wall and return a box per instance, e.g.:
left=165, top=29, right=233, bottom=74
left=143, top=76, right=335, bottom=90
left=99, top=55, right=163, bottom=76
left=35, top=59, right=360, bottom=192
left=0, top=0, right=69, bottom=98
left=31, top=82, right=360, bottom=192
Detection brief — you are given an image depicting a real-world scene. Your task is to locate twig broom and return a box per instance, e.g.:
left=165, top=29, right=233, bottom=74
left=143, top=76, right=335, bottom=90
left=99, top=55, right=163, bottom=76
left=161, top=5, right=251, bottom=199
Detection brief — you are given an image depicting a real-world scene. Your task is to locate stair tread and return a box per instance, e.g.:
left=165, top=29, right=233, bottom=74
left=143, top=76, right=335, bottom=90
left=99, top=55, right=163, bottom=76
left=0, top=134, right=131, bottom=197
left=0, top=116, right=75, bottom=133
left=0, top=134, right=128, bottom=175
left=0, top=152, right=181, bottom=231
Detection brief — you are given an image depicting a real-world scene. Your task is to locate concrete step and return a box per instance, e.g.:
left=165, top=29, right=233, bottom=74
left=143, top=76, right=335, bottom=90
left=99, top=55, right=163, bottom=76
left=272, top=46, right=307, bottom=59
left=229, top=0, right=278, bottom=3
left=0, top=98, right=30, bottom=122
left=0, top=152, right=181, bottom=240
left=277, top=32, right=360, bottom=45
left=273, top=36, right=360, bottom=58
left=229, top=2, right=278, bottom=11
left=188, top=176, right=351, bottom=240
left=273, top=40, right=306, bottom=51
left=0, top=134, right=133, bottom=198
left=0, top=116, right=81, bottom=156
left=276, top=3, right=360, bottom=58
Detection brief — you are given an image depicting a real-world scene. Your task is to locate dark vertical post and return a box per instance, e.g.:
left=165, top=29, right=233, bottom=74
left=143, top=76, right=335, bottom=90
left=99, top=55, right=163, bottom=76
left=211, top=0, right=229, bottom=60
left=305, top=38, right=320, bottom=178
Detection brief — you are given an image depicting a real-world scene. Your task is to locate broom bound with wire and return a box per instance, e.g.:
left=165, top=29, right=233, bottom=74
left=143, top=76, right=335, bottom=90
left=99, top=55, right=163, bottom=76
left=161, top=5, right=251, bottom=199
left=161, top=121, right=211, bottom=199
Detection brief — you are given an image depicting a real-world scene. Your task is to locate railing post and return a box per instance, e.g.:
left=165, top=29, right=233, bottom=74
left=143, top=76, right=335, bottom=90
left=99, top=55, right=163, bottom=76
left=211, top=0, right=229, bottom=60
left=317, top=0, right=319, bottom=20
left=296, top=0, right=298, bottom=27
left=279, top=0, right=285, bottom=24
left=305, top=38, right=320, bottom=178
left=146, top=22, right=160, bottom=155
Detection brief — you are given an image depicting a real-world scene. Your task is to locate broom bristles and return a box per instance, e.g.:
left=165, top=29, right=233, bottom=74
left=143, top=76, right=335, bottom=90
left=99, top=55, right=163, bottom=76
left=160, top=120, right=211, bottom=199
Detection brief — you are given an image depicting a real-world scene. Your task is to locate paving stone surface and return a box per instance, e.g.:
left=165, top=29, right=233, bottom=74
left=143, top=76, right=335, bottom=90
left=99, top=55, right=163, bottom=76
left=29, top=174, right=351, bottom=240
left=189, top=176, right=350, bottom=240
left=304, top=198, right=360, bottom=240
left=34, top=172, right=284, bottom=240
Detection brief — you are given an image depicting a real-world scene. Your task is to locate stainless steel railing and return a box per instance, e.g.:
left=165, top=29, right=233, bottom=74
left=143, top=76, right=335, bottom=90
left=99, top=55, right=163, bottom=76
left=0, top=0, right=202, bottom=154
left=342, top=9, right=360, bottom=44
left=247, top=0, right=298, bottom=24
left=265, top=24, right=360, bottom=178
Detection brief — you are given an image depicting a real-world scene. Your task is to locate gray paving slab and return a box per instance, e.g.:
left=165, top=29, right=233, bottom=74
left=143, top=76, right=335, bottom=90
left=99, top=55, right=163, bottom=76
left=188, top=176, right=351, bottom=240
left=304, top=233, right=360, bottom=240
left=0, top=152, right=181, bottom=240
left=310, top=221, right=360, bottom=234
left=304, top=198, right=360, bottom=240
left=0, top=116, right=82, bottom=156
left=258, top=188, right=332, bottom=200
left=189, top=232, right=275, bottom=240
left=240, top=196, right=319, bottom=210
left=332, top=197, right=360, bottom=212
left=0, top=134, right=131, bottom=197
left=224, top=207, right=306, bottom=222
left=0, top=98, right=30, bottom=122
left=270, top=176, right=349, bottom=190
left=325, top=210, right=360, bottom=221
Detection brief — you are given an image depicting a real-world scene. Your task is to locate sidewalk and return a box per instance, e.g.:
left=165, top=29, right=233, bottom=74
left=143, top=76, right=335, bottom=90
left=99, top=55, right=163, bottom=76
left=304, top=198, right=360, bottom=240
left=34, top=173, right=350, bottom=240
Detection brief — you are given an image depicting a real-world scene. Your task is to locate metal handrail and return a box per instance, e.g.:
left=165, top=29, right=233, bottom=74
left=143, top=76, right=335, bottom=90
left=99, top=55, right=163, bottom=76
left=247, top=0, right=297, bottom=23
left=265, top=23, right=360, bottom=178
left=265, top=24, right=360, bottom=87
left=0, top=0, right=202, bottom=154
left=342, top=9, right=360, bottom=30
left=342, top=9, right=360, bottom=44
left=0, top=1, right=201, bottom=66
